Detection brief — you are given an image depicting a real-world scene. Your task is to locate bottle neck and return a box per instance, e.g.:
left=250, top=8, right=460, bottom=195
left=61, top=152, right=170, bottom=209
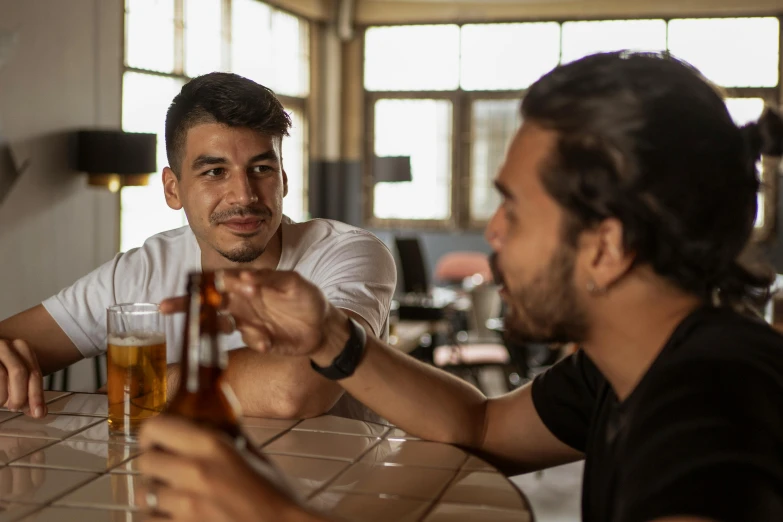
left=181, top=276, right=226, bottom=393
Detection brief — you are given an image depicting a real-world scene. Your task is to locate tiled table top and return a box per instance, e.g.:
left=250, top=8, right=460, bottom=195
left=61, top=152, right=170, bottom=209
left=0, top=392, right=533, bottom=522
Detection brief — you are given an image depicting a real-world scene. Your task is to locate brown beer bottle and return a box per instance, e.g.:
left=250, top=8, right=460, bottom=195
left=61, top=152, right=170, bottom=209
left=168, top=271, right=249, bottom=447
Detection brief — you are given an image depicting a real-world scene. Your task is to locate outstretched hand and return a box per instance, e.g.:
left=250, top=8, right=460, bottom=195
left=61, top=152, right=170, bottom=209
left=160, top=270, right=344, bottom=360
left=137, top=415, right=325, bottom=522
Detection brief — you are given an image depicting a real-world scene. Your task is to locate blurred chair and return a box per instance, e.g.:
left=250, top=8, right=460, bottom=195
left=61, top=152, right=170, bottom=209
left=44, top=355, right=105, bottom=392
left=395, top=236, right=430, bottom=295
left=433, top=251, right=492, bottom=286
left=433, top=282, right=522, bottom=394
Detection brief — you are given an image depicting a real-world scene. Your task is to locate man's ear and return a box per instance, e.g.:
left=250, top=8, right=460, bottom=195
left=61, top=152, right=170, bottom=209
left=162, top=167, right=183, bottom=210
left=282, top=168, right=288, bottom=198
left=582, top=218, right=635, bottom=290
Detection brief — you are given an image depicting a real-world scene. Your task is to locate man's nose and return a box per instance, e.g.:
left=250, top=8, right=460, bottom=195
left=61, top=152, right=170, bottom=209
left=226, top=171, right=258, bottom=205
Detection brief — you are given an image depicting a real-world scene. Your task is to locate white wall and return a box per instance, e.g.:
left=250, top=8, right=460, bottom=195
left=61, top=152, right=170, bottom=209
left=0, top=0, right=123, bottom=389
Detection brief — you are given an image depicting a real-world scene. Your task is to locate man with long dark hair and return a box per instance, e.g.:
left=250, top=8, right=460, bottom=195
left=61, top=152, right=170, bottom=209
left=140, top=53, right=783, bottom=521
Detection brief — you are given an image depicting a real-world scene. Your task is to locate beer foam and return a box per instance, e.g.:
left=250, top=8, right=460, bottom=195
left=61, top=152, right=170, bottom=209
left=107, top=332, right=165, bottom=346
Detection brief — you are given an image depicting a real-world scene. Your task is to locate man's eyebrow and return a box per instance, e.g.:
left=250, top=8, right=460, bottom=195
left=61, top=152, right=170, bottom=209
left=191, top=155, right=226, bottom=171
left=248, top=150, right=280, bottom=164
left=494, top=180, right=514, bottom=201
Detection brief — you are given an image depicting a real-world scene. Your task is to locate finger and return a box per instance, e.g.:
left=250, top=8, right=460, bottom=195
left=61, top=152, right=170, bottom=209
left=0, top=365, right=7, bottom=409
left=30, top=465, right=45, bottom=489
left=159, top=296, right=188, bottom=315
left=222, top=269, right=278, bottom=297
left=12, top=340, right=45, bottom=418
left=29, top=446, right=46, bottom=467
left=137, top=478, right=208, bottom=520
left=237, top=325, right=272, bottom=353
left=0, top=467, right=11, bottom=498
left=217, top=312, right=236, bottom=334
left=139, top=415, right=233, bottom=461
left=0, top=342, right=29, bottom=411
left=138, top=449, right=210, bottom=494
left=11, top=465, right=34, bottom=498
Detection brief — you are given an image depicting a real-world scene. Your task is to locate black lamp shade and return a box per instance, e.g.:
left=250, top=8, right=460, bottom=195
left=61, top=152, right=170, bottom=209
left=71, top=130, right=157, bottom=175
left=373, top=156, right=412, bottom=183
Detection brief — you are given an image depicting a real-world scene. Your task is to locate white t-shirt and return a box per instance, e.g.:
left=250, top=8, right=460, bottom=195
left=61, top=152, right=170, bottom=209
left=43, top=217, right=397, bottom=362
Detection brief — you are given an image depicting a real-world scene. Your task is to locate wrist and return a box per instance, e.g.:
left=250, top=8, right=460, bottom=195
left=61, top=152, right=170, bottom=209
left=312, top=306, right=351, bottom=368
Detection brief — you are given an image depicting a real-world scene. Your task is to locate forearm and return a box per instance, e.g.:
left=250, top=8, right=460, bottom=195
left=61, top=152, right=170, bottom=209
left=0, top=305, right=82, bottom=375
left=227, top=348, right=344, bottom=418
left=313, top=308, right=489, bottom=447
left=167, top=349, right=344, bottom=419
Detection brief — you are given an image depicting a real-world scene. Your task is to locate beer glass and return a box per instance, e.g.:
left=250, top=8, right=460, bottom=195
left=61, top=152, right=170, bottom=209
left=106, top=303, right=167, bottom=436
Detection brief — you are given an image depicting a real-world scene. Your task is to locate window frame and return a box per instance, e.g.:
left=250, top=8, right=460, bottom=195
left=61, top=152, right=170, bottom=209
left=277, top=94, right=310, bottom=220
left=364, top=90, right=463, bottom=230
left=362, top=15, right=783, bottom=239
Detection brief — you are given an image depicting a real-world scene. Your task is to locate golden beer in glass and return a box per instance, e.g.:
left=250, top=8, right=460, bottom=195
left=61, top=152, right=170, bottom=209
left=106, top=303, right=167, bottom=436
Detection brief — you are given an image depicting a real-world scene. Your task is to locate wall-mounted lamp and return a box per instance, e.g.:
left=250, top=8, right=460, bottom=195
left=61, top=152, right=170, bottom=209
left=69, top=130, right=157, bottom=192
left=373, top=156, right=412, bottom=183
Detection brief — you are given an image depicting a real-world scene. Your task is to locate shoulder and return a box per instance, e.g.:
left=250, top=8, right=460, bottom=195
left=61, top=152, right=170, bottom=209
left=117, top=226, right=196, bottom=265
left=130, top=225, right=195, bottom=255
left=629, top=311, right=783, bottom=433
left=659, top=307, right=783, bottom=384
left=618, top=318, right=783, bottom=522
left=283, top=218, right=394, bottom=262
left=112, top=226, right=199, bottom=297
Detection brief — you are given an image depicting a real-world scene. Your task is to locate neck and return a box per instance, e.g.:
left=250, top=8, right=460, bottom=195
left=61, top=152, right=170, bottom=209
left=199, top=224, right=283, bottom=272
left=581, top=274, right=703, bottom=402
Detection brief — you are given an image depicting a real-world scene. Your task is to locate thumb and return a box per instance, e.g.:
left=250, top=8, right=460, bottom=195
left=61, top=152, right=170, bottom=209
left=159, top=296, right=188, bottom=315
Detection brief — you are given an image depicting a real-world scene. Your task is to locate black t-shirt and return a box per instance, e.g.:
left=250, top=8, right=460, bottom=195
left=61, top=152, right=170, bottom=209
left=532, top=306, right=783, bottom=522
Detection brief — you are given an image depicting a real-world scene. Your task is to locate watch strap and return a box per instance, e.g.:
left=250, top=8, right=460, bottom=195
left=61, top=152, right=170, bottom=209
left=310, top=317, right=367, bottom=380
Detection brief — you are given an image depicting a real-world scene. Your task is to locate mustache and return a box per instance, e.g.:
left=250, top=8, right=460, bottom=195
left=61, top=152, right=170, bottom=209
left=210, top=206, right=272, bottom=226
left=489, top=253, right=505, bottom=286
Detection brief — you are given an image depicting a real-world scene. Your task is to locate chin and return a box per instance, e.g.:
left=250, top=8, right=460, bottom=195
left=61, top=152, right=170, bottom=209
left=215, top=238, right=267, bottom=264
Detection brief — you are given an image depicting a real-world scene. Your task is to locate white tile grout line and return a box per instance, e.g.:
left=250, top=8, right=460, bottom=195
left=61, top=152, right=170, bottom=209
left=304, top=433, right=390, bottom=500
left=1, top=412, right=144, bottom=519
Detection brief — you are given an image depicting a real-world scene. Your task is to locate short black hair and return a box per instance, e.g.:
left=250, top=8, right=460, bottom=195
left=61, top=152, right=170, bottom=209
left=165, top=72, right=292, bottom=175
left=523, top=51, right=782, bottom=310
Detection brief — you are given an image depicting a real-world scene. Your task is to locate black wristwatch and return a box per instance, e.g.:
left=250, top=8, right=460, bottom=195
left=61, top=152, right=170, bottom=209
left=310, top=317, right=367, bottom=380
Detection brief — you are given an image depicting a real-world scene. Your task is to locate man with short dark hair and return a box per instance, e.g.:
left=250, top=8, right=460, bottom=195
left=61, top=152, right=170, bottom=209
left=139, top=54, right=783, bottom=522
left=0, top=72, right=396, bottom=421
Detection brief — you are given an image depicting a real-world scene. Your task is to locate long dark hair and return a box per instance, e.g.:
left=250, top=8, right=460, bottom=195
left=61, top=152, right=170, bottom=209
left=523, top=51, right=783, bottom=311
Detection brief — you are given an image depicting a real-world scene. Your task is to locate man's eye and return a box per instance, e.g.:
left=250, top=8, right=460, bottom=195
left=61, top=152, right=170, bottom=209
left=251, top=165, right=274, bottom=174
left=203, top=168, right=224, bottom=177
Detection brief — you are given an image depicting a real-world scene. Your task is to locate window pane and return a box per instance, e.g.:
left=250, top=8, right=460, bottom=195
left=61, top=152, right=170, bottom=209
left=373, top=99, right=452, bottom=220
left=125, top=0, right=175, bottom=73
left=561, top=19, right=667, bottom=64
left=668, top=18, right=779, bottom=87
left=271, top=10, right=310, bottom=97
left=184, top=0, right=224, bottom=77
left=725, top=97, right=767, bottom=229
left=121, top=72, right=187, bottom=252
left=365, top=26, right=460, bottom=91
left=231, top=0, right=274, bottom=86
left=461, top=23, right=560, bottom=91
left=282, top=107, right=308, bottom=222
left=725, top=97, right=765, bottom=127
left=471, top=100, right=522, bottom=221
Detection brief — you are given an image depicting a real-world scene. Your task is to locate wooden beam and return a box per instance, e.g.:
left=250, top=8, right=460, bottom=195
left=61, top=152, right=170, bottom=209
left=264, top=0, right=332, bottom=21
left=356, top=0, right=783, bottom=25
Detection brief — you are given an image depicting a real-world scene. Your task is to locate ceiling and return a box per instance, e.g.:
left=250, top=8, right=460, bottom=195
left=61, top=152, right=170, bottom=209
left=362, top=0, right=558, bottom=2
